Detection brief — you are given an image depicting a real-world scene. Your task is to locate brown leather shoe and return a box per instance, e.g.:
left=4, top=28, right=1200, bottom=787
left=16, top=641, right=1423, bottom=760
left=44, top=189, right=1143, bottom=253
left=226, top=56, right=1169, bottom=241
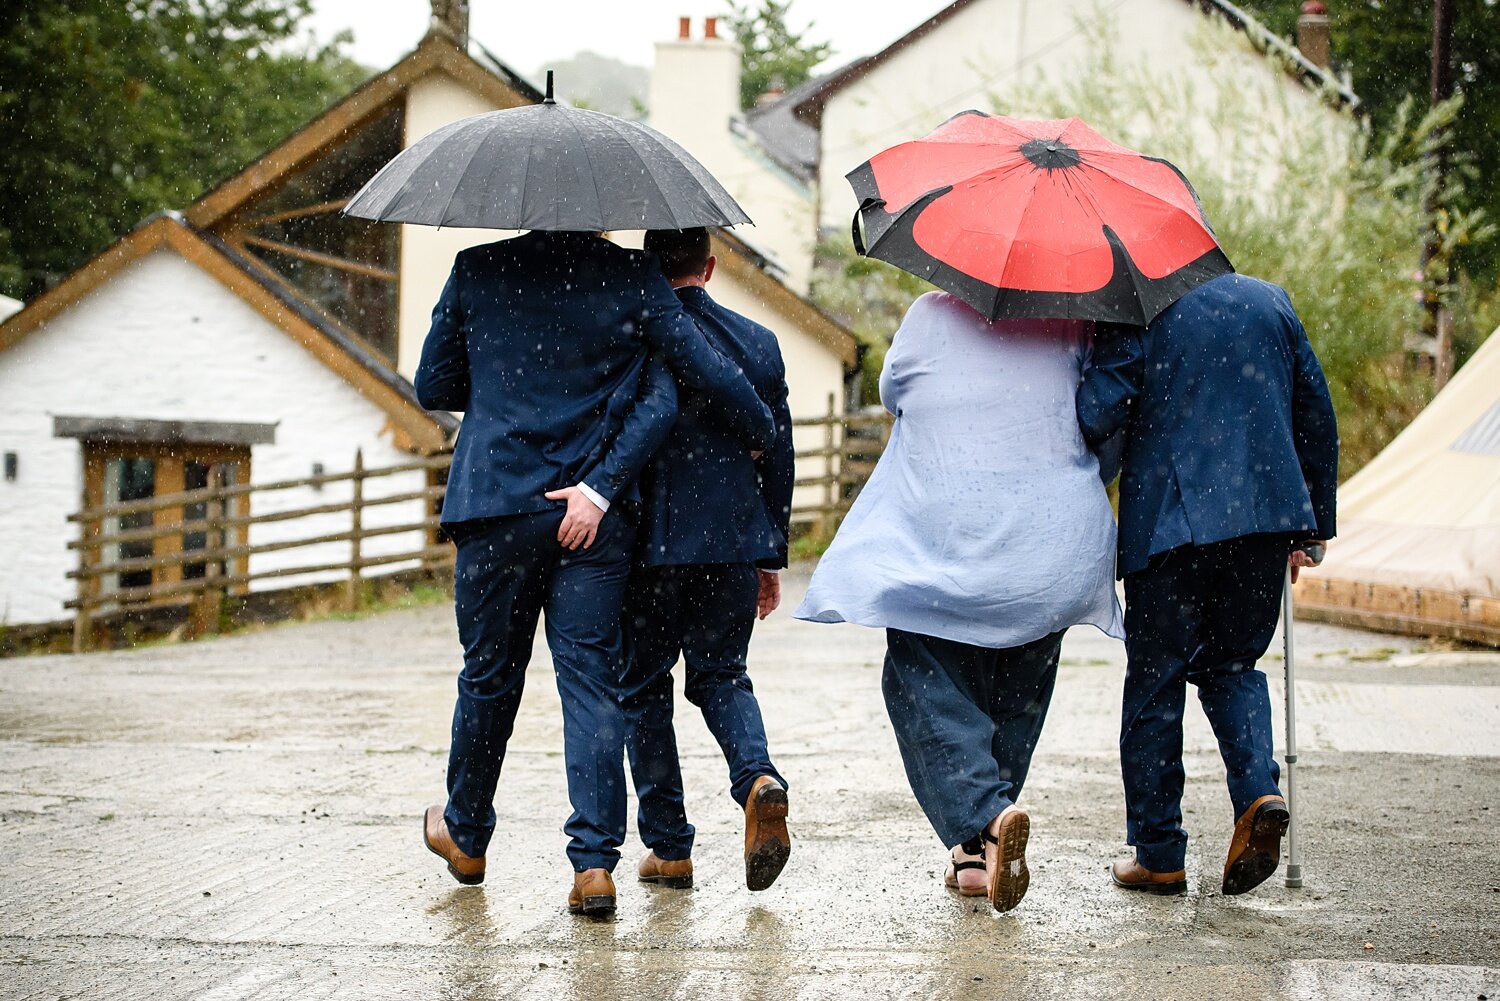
left=1222, top=794, right=1289, bottom=895
left=567, top=868, right=617, bottom=918
left=1111, top=857, right=1187, bottom=895
left=638, top=851, right=694, bottom=889
left=422, top=805, right=484, bottom=885
left=983, top=806, right=1031, bottom=913
left=744, top=775, right=791, bottom=891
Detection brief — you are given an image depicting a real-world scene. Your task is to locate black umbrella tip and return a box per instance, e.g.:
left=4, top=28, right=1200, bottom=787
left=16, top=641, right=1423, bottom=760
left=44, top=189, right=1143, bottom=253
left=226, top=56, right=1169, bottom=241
left=544, top=70, right=555, bottom=105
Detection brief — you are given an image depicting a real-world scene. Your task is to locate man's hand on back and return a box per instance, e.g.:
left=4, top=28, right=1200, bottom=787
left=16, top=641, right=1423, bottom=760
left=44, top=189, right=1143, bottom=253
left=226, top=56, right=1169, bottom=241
left=756, top=570, right=781, bottom=620
left=544, top=486, right=605, bottom=550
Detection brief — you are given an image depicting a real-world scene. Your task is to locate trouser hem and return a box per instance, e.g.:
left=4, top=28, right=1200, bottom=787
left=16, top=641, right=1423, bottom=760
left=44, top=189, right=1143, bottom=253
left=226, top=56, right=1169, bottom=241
left=1133, top=841, right=1188, bottom=873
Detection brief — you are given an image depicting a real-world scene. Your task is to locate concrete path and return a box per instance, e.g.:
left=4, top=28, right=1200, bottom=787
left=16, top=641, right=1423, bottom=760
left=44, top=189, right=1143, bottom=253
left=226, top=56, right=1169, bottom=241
left=2, top=568, right=1497, bottom=999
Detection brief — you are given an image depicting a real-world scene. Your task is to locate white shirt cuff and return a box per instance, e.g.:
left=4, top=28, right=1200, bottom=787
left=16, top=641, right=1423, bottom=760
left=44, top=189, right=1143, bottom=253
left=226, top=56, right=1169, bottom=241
left=576, top=482, right=610, bottom=513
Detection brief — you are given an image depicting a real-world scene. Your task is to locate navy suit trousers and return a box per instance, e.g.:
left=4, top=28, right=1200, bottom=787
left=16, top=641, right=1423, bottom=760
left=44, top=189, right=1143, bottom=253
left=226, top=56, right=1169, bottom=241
left=882, top=628, right=1064, bottom=849
left=621, top=563, right=785, bottom=861
left=443, top=508, right=636, bottom=872
left=1121, top=533, right=1288, bottom=872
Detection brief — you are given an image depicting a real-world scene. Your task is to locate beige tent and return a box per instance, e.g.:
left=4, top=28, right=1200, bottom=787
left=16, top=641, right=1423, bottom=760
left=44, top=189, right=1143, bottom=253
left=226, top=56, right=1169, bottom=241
left=1294, top=327, right=1500, bottom=645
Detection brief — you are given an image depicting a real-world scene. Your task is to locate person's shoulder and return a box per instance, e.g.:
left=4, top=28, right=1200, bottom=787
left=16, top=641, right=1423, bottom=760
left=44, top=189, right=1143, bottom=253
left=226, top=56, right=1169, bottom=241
left=453, top=234, right=535, bottom=271
left=611, top=243, right=659, bottom=273
left=700, top=290, right=774, bottom=337
left=908, top=290, right=953, bottom=315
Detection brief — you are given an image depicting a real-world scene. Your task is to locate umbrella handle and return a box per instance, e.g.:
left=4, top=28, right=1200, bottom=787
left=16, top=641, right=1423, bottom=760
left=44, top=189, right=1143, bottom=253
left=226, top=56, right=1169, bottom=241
left=851, top=206, right=868, bottom=256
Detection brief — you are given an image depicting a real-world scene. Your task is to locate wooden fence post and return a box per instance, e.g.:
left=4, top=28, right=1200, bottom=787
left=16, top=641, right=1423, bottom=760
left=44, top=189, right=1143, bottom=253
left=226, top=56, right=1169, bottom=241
left=72, top=510, right=99, bottom=654
left=191, top=482, right=226, bottom=638
left=346, top=449, right=365, bottom=613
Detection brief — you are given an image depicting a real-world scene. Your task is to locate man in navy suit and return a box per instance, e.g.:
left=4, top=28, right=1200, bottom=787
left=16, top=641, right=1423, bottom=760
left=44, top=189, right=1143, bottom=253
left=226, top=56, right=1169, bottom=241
left=415, top=230, right=774, bottom=917
left=619, top=228, right=796, bottom=893
left=1077, top=272, right=1338, bottom=897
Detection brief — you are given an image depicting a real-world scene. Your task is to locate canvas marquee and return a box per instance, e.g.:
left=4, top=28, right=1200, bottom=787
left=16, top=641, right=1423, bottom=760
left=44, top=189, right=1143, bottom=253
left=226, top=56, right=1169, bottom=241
left=1294, top=326, right=1500, bottom=645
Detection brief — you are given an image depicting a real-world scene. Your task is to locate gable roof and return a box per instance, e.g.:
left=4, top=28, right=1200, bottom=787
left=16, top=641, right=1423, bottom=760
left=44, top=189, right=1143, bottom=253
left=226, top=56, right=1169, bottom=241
left=787, top=0, right=1357, bottom=131
left=0, top=212, right=456, bottom=452
left=742, top=70, right=844, bottom=180
left=186, top=32, right=540, bottom=230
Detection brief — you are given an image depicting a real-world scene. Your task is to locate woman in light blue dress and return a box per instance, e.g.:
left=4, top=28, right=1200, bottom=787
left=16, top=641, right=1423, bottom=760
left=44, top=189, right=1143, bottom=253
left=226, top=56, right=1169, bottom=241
left=795, top=290, right=1123, bottom=913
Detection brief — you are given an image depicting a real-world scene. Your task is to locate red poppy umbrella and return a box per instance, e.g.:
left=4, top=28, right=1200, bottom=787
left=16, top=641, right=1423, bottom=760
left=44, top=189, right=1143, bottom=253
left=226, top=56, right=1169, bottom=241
left=846, top=112, right=1233, bottom=325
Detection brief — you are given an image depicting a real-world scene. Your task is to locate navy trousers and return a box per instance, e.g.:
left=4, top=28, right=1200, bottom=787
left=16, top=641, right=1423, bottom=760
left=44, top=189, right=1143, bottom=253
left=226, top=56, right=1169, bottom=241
left=621, top=562, right=785, bottom=861
left=1121, top=533, right=1288, bottom=872
left=443, top=507, right=635, bottom=872
left=882, top=627, right=1064, bottom=849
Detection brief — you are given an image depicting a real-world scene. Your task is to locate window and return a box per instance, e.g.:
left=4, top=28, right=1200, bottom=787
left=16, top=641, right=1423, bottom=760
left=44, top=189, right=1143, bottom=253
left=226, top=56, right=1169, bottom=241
left=218, top=102, right=404, bottom=363
left=84, top=443, right=250, bottom=601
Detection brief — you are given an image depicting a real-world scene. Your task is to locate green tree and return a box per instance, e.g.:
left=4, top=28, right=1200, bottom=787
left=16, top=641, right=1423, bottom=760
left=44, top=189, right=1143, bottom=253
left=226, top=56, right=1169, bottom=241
left=726, top=0, right=832, bottom=110
left=0, top=1, right=368, bottom=300
left=1232, top=0, right=1500, bottom=281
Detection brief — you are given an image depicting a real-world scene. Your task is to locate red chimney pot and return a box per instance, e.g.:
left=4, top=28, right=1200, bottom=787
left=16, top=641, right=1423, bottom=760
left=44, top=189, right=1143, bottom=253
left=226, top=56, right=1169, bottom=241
left=705, top=16, right=719, bottom=39
left=678, top=16, right=691, bottom=39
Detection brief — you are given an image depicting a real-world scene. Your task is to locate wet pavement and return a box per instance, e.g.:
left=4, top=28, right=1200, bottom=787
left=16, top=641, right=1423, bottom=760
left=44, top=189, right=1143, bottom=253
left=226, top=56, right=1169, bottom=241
left=2, top=567, right=1498, bottom=1000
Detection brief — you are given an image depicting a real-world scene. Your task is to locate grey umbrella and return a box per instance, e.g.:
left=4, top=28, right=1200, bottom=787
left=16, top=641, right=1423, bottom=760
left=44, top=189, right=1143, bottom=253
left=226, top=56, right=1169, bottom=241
left=343, top=72, right=750, bottom=231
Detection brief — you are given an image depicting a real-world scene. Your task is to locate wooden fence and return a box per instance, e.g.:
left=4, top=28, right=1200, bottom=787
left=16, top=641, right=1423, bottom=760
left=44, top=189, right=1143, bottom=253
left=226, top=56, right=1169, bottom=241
left=67, top=405, right=893, bottom=651
left=790, top=393, right=893, bottom=535
left=68, top=450, right=451, bottom=652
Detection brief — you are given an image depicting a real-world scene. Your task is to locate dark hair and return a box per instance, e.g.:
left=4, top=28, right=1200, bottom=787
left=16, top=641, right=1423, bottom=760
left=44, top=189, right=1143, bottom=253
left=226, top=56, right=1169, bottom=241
left=644, top=227, right=711, bottom=280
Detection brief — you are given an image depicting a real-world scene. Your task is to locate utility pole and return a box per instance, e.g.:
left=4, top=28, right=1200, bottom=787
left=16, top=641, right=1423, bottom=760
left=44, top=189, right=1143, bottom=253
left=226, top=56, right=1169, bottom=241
left=1420, top=0, right=1457, bottom=387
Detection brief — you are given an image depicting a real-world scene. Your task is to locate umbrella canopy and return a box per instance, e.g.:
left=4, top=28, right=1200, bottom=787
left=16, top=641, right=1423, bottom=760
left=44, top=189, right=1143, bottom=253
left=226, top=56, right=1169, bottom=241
left=345, top=73, right=750, bottom=231
left=846, top=112, right=1232, bottom=325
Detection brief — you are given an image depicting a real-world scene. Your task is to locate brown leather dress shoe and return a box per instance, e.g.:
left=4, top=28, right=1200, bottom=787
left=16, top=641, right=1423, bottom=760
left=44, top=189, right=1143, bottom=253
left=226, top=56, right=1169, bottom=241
left=422, top=805, right=485, bottom=885
left=1222, top=794, right=1289, bottom=895
left=983, top=806, right=1031, bottom=913
left=568, top=868, right=617, bottom=918
left=638, top=851, right=694, bottom=889
left=744, top=775, right=791, bottom=891
left=1110, top=857, right=1187, bottom=895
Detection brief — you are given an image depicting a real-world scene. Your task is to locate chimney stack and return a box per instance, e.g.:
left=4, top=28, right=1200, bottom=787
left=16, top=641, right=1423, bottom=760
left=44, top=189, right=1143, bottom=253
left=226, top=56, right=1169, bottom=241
left=430, top=0, right=470, bottom=46
left=650, top=16, right=743, bottom=171
left=1297, top=1, right=1331, bottom=70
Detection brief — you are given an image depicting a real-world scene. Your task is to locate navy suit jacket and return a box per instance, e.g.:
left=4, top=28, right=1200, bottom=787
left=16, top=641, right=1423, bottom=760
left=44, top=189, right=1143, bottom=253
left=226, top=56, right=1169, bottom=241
left=415, top=232, right=774, bottom=524
left=1077, top=273, right=1339, bottom=577
left=637, top=286, right=795, bottom=569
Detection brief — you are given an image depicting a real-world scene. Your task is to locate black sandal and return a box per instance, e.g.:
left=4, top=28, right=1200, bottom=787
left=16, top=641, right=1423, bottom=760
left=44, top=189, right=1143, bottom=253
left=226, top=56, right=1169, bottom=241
left=945, top=836, right=988, bottom=895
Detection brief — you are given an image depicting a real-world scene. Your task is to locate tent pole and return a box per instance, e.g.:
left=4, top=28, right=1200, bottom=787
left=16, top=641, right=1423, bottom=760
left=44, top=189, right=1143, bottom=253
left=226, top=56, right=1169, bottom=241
left=1282, top=565, right=1304, bottom=888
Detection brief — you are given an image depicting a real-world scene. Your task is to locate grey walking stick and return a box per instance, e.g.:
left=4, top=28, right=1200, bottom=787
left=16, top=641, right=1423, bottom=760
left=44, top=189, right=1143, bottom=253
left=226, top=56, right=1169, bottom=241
left=1281, top=565, right=1303, bottom=888
left=1281, top=542, right=1322, bottom=889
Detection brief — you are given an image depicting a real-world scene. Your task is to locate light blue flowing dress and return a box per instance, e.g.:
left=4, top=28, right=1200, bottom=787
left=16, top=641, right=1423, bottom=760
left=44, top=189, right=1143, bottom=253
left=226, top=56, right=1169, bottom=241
left=795, top=292, right=1124, bottom=647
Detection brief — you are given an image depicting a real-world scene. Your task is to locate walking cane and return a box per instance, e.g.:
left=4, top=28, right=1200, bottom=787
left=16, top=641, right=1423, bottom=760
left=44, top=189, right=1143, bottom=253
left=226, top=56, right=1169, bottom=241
left=1281, top=542, right=1322, bottom=889
left=1281, top=565, right=1304, bottom=888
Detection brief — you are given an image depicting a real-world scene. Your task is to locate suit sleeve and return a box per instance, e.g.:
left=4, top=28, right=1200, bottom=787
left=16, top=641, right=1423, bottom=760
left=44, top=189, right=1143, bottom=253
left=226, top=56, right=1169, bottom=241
left=414, top=260, right=471, bottom=412
left=755, top=369, right=796, bottom=570
left=637, top=271, right=775, bottom=451
left=1076, top=322, right=1144, bottom=449
left=580, top=353, right=680, bottom=505
left=1288, top=312, right=1339, bottom=539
